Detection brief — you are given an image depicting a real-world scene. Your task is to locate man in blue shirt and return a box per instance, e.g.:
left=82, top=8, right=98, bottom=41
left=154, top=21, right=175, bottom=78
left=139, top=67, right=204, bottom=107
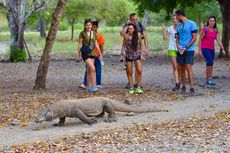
left=175, top=9, right=198, bottom=96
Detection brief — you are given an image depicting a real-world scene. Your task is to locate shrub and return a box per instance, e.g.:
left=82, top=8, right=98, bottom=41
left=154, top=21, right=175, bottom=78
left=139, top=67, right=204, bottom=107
left=9, top=46, right=27, bottom=62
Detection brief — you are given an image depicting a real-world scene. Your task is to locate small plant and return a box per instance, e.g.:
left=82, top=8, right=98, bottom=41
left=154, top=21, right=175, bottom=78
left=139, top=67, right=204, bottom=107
left=9, top=45, right=27, bottom=62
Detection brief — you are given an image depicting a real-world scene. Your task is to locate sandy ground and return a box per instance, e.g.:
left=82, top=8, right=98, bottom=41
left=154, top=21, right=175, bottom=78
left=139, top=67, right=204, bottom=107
left=0, top=53, right=230, bottom=151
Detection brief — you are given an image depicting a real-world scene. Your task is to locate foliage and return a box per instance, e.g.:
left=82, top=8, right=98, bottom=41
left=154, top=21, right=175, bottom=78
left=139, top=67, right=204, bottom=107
left=58, top=21, right=69, bottom=31
left=132, top=0, right=212, bottom=15
left=9, top=46, right=27, bottom=62
left=63, top=0, right=137, bottom=27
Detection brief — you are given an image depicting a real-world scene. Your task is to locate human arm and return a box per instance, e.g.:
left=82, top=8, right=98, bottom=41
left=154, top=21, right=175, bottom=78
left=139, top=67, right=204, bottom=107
left=77, top=36, right=83, bottom=62
left=138, top=33, right=144, bottom=60
left=120, top=20, right=130, bottom=37
left=216, top=33, right=226, bottom=56
left=198, top=31, right=204, bottom=57
left=143, top=31, right=149, bottom=55
left=95, top=40, right=103, bottom=60
left=120, top=36, right=126, bottom=61
left=161, top=24, right=169, bottom=41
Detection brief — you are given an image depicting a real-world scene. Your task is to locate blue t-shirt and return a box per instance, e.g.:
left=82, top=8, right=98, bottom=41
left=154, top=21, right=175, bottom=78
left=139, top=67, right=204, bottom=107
left=177, top=20, right=198, bottom=51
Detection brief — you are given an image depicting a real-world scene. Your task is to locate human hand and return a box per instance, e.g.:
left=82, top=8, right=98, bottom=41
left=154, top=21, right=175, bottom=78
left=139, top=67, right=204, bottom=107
left=222, top=50, right=226, bottom=56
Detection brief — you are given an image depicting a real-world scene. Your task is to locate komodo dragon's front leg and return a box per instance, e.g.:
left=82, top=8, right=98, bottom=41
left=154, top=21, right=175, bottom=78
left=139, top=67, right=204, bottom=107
left=103, top=102, right=117, bottom=122
left=72, top=110, right=97, bottom=125
left=53, top=117, right=66, bottom=126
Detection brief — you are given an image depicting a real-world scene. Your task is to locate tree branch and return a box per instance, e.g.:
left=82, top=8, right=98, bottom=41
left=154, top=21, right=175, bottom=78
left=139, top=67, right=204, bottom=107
left=25, top=0, right=46, bottom=21
left=0, top=0, right=8, bottom=8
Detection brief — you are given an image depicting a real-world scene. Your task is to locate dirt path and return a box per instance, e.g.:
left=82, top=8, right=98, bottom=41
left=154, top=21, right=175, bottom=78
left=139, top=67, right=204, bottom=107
left=0, top=54, right=230, bottom=150
left=0, top=92, right=230, bottom=148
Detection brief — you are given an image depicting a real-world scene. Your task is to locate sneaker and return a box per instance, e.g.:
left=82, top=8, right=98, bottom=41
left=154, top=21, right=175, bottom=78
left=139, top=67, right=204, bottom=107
left=87, top=87, right=98, bottom=92
left=206, top=78, right=216, bottom=85
left=189, top=88, right=195, bottom=96
left=181, top=86, right=186, bottom=94
left=136, top=87, right=143, bottom=94
left=172, top=83, right=180, bottom=91
left=79, top=84, right=87, bottom=89
left=129, top=88, right=134, bottom=94
left=125, top=83, right=131, bottom=89
left=134, top=84, right=143, bottom=89
left=96, top=85, right=102, bottom=88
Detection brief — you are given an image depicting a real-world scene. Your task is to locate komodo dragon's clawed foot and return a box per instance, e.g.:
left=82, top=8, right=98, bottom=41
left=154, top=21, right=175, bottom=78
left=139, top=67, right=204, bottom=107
left=104, top=117, right=117, bottom=122
left=53, top=123, right=65, bottom=126
left=87, top=119, right=97, bottom=125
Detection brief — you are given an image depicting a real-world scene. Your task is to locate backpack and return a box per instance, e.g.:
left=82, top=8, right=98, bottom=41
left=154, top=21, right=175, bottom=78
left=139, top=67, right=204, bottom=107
left=204, top=26, right=218, bottom=39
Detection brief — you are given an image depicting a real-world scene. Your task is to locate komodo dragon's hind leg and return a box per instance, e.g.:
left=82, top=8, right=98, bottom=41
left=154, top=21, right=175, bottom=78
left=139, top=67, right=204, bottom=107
left=53, top=117, right=66, bottom=126
left=95, top=111, right=105, bottom=118
left=103, top=103, right=117, bottom=122
left=72, top=110, right=97, bottom=125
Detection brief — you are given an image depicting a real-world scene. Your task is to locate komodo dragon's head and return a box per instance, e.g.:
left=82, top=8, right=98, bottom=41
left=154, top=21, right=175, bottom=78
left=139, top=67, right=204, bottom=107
left=34, top=108, right=53, bottom=123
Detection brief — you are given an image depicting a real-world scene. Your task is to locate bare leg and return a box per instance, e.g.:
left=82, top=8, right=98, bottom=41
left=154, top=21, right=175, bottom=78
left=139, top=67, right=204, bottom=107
left=171, top=56, right=179, bottom=84
left=206, top=66, right=213, bottom=80
left=134, top=60, right=142, bottom=87
left=179, top=64, right=186, bottom=87
left=85, top=58, right=96, bottom=87
left=186, top=64, right=194, bottom=89
left=126, top=62, right=133, bottom=88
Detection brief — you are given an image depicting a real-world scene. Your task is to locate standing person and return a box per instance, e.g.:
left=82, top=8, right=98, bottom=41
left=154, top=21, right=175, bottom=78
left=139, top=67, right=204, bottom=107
left=175, top=9, right=198, bottom=96
left=77, top=19, right=103, bottom=92
left=79, top=21, right=105, bottom=89
left=162, top=15, right=181, bottom=91
left=198, top=16, right=226, bottom=85
left=121, top=23, right=144, bottom=94
left=120, top=13, right=149, bottom=89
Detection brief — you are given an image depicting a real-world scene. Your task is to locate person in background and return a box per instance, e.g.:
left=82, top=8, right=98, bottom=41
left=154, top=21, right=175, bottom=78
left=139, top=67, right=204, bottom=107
left=77, top=19, right=103, bottom=92
left=162, top=15, right=181, bottom=91
left=121, top=23, right=144, bottom=94
left=175, top=9, right=198, bottom=96
left=198, top=16, right=226, bottom=85
left=79, top=21, right=105, bottom=89
left=120, top=13, right=149, bottom=89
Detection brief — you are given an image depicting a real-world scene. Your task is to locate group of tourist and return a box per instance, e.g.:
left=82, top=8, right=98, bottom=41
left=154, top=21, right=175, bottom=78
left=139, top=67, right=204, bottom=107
left=77, top=9, right=226, bottom=96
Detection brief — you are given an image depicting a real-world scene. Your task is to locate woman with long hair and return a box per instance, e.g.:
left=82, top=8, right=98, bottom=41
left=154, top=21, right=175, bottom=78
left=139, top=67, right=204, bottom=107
left=162, top=15, right=181, bottom=91
left=77, top=19, right=103, bottom=92
left=121, top=23, right=144, bottom=94
left=198, top=16, right=226, bottom=85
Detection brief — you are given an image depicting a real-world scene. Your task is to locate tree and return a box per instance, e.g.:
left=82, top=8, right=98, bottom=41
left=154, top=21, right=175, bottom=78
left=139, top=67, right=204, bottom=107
left=132, top=0, right=230, bottom=57
left=64, top=0, right=88, bottom=41
left=34, top=0, right=68, bottom=90
left=0, top=0, right=46, bottom=61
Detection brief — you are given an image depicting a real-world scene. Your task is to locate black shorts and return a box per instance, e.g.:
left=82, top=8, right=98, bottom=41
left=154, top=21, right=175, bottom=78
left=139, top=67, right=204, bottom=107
left=82, top=54, right=95, bottom=62
left=125, top=56, right=141, bottom=62
left=177, top=51, right=194, bottom=65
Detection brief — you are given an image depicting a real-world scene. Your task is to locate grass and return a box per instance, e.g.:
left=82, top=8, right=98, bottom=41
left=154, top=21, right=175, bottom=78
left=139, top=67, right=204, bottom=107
left=1, top=25, right=223, bottom=57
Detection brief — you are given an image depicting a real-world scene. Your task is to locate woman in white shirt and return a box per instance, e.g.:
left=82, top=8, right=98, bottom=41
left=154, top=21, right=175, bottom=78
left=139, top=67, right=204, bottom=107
left=162, top=16, right=180, bottom=91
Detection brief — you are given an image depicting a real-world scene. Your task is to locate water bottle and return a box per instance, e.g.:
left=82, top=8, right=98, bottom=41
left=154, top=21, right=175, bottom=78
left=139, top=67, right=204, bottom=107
left=100, top=59, right=105, bottom=66
left=178, top=45, right=184, bottom=55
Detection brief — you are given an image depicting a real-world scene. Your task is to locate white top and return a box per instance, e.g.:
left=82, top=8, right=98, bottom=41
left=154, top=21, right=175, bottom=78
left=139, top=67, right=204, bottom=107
left=167, top=25, right=177, bottom=51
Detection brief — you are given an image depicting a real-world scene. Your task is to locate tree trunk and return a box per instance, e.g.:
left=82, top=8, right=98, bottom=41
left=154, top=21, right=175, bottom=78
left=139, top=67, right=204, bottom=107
left=7, top=0, right=19, bottom=47
left=34, top=0, right=69, bottom=90
left=218, top=0, right=230, bottom=58
left=71, top=20, right=75, bottom=41
left=38, top=11, right=46, bottom=37
left=17, top=0, right=26, bottom=49
left=142, top=10, right=148, bottom=27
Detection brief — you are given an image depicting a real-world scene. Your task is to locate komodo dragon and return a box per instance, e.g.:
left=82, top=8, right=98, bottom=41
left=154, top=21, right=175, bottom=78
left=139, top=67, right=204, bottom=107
left=34, top=97, right=168, bottom=126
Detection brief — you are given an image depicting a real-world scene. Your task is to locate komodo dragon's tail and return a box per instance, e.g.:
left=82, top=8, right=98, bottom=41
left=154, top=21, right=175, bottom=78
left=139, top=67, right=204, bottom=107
left=109, top=99, right=168, bottom=113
